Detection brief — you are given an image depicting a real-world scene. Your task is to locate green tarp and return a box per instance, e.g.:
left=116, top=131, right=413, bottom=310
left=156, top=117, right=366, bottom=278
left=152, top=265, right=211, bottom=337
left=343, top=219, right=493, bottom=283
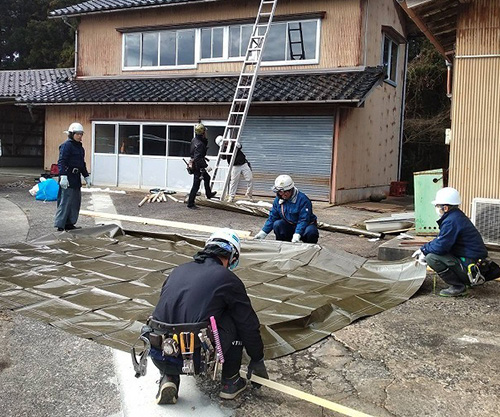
left=0, top=225, right=426, bottom=359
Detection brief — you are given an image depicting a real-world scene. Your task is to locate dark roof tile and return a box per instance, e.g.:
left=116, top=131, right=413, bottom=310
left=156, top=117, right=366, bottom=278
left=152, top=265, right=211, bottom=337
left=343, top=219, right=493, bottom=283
left=18, top=67, right=384, bottom=105
left=0, top=68, right=74, bottom=98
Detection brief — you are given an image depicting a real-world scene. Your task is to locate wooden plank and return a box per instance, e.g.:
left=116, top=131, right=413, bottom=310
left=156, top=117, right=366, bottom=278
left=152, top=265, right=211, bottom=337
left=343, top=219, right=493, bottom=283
left=79, top=210, right=251, bottom=237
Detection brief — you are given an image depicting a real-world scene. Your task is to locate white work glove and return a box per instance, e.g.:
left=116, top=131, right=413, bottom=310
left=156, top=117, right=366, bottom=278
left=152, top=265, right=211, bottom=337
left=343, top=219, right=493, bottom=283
left=291, top=233, right=302, bottom=243
left=206, top=166, right=213, bottom=173
left=84, top=176, right=92, bottom=188
left=59, top=175, right=69, bottom=189
left=412, top=249, right=427, bottom=266
left=254, top=230, right=268, bottom=240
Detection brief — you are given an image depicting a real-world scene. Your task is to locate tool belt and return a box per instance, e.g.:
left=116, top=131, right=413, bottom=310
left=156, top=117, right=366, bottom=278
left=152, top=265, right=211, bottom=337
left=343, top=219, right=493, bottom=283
left=146, top=318, right=209, bottom=351
left=467, top=258, right=500, bottom=286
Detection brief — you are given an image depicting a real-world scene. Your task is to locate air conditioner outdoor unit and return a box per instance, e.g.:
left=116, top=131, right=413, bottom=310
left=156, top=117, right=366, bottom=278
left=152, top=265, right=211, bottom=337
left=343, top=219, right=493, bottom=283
left=471, top=198, right=500, bottom=246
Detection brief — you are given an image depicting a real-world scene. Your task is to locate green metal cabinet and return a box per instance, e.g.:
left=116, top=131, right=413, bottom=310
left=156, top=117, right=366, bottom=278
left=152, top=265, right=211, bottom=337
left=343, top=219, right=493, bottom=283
left=414, top=169, right=444, bottom=235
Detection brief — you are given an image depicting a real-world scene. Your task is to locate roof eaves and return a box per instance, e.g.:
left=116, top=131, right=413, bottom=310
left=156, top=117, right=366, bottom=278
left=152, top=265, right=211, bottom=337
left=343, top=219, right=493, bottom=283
left=49, top=0, right=220, bottom=19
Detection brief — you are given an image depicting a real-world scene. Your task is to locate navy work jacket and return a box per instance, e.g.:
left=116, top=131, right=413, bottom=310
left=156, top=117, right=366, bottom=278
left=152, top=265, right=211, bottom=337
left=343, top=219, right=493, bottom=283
left=421, top=208, right=488, bottom=260
left=262, top=189, right=317, bottom=236
left=57, top=138, right=89, bottom=189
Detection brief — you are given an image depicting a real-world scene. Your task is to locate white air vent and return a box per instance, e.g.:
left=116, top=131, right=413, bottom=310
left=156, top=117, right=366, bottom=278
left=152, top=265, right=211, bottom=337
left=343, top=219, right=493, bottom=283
left=471, top=198, right=500, bottom=246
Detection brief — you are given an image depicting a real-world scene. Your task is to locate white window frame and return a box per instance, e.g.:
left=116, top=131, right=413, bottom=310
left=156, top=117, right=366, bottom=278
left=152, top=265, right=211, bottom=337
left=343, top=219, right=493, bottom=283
left=382, top=33, right=399, bottom=86
left=122, top=18, right=321, bottom=71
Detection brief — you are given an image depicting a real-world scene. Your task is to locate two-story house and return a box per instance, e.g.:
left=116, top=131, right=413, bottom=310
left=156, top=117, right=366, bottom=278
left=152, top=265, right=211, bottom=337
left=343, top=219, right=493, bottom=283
left=21, top=0, right=410, bottom=203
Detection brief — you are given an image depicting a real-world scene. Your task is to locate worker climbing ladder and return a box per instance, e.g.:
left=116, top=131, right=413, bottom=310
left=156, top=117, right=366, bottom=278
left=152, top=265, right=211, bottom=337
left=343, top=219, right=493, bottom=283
left=210, top=0, right=278, bottom=201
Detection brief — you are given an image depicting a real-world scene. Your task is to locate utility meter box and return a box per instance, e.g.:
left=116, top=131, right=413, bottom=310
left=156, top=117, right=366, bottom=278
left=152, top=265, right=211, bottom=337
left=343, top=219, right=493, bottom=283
left=414, top=169, right=444, bottom=235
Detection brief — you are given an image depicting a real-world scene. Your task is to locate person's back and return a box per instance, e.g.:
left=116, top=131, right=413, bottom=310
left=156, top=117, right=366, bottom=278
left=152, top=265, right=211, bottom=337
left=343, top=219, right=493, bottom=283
left=153, top=257, right=247, bottom=325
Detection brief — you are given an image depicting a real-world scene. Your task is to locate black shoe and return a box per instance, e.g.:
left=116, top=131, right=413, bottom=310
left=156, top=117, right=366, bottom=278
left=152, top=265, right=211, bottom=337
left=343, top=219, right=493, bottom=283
left=187, top=205, right=199, bottom=210
left=65, top=224, right=81, bottom=230
left=439, top=285, right=467, bottom=297
left=207, top=191, right=217, bottom=199
left=56, top=227, right=65, bottom=232
left=220, top=374, right=246, bottom=400
left=156, top=374, right=179, bottom=405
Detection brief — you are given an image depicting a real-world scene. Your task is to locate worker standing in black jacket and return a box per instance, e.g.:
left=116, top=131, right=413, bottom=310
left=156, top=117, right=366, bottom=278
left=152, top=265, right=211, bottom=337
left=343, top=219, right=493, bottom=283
left=150, top=228, right=268, bottom=404
left=186, top=123, right=216, bottom=209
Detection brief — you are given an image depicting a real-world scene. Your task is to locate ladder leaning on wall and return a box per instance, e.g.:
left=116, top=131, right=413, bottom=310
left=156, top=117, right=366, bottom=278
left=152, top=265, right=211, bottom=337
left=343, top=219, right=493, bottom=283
left=209, top=0, right=279, bottom=201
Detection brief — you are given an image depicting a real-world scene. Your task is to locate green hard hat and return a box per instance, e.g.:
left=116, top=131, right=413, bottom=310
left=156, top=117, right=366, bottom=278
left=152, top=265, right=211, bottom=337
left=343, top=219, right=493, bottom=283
left=195, top=123, right=206, bottom=135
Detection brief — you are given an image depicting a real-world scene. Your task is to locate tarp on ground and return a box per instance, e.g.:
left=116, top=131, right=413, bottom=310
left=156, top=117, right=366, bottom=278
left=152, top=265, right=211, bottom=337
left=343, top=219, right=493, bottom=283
left=0, top=224, right=426, bottom=359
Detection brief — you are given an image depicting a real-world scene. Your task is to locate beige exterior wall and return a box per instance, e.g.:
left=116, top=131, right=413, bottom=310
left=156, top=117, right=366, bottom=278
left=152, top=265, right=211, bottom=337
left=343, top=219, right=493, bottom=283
left=77, top=0, right=364, bottom=77
left=333, top=0, right=407, bottom=203
left=44, top=104, right=230, bottom=171
left=449, top=0, right=500, bottom=216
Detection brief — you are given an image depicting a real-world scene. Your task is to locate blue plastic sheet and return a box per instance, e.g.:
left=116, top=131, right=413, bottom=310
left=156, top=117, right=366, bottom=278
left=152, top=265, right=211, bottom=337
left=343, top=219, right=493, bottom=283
left=36, top=179, right=59, bottom=201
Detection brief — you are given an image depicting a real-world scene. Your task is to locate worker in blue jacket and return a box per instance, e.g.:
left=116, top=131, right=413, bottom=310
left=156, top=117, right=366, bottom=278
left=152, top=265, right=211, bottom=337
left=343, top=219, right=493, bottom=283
left=54, top=122, right=91, bottom=231
left=412, top=187, right=488, bottom=297
left=254, top=175, right=319, bottom=244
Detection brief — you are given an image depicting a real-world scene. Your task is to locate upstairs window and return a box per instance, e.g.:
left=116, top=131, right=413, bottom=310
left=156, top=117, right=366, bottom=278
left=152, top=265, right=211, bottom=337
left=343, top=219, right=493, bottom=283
left=123, top=19, right=320, bottom=70
left=382, top=33, right=399, bottom=85
left=123, top=29, right=196, bottom=69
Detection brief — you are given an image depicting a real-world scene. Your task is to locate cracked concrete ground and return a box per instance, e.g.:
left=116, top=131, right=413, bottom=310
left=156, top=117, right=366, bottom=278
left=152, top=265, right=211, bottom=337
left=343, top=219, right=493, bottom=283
left=0, top=171, right=499, bottom=417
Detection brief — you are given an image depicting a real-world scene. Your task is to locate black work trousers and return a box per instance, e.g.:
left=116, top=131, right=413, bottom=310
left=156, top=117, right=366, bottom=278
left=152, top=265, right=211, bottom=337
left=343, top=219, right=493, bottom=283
left=187, top=169, right=213, bottom=207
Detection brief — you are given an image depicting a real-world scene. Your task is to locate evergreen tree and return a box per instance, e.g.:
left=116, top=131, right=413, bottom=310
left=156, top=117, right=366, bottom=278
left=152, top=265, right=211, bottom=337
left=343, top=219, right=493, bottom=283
left=0, top=0, right=76, bottom=69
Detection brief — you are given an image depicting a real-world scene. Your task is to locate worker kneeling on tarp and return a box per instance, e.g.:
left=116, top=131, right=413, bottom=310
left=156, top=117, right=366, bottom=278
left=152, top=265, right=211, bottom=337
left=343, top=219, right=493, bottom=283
left=142, top=228, right=268, bottom=405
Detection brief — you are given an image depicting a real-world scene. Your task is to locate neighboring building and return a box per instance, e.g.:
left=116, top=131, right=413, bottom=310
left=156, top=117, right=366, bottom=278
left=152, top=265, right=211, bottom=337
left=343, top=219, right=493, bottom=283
left=0, top=68, right=73, bottom=167
left=398, top=0, right=500, bottom=215
left=19, top=0, right=410, bottom=203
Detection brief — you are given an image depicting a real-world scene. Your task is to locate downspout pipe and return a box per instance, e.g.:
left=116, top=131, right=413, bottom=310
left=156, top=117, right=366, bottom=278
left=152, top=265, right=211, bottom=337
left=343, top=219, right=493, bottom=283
left=397, top=41, right=409, bottom=181
left=446, top=60, right=452, bottom=99
left=62, top=16, right=78, bottom=78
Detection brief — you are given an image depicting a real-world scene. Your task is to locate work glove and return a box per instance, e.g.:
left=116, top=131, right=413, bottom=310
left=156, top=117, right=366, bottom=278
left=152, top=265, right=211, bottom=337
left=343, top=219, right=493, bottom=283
left=84, top=176, right=92, bottom=188
left=246, top=358, right=268, bottom=388
left=291, top=233, right=302, bottom=243
left=254, top=230, right=268, bottom=240
left=412, top=249, right=427, bottom=266
left=59, top=175, right=69, bottom=189
left=206, top=166, right=213, bottom=173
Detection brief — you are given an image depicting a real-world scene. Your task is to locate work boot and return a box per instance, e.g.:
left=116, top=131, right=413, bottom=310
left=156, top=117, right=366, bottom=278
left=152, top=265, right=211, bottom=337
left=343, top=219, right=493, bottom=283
left=56, top=227, right=65, bottom=232
left=65, top=224, right=81, bottom=230
left=244, top=193, right=254, bottom=202
left=187, top=205, right=199, bottom=210
left=226, top=196, right=234, bottom=203
left=207, top=191, right=217, bottom=199
left=439, top=285, right=467, bottom=297
left=220, top=374, right=246, bottom=400
left=156, top=374, right=179, bottom=405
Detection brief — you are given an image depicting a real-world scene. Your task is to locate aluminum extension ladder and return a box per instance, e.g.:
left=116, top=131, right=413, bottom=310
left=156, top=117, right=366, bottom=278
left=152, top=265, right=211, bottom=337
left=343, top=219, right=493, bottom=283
left=210, top=0, right=278, bottom=201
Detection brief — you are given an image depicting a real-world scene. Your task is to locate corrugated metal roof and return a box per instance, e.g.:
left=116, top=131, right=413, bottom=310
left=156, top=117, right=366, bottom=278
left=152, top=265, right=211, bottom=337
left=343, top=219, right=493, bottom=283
left=17, top=68, right=384, bottom=105
left=50, top=0, right=219, bottom=18
left=0, top=68, right=74, bottom=99
left=401, top=0, right=461, bottom=56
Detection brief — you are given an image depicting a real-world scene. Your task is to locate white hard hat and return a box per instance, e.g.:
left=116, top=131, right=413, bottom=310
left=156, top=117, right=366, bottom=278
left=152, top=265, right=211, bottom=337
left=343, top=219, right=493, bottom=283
left=67, top=122, right=84, bottom=133
left=205, top=228, right=241, bottom=270
left=432, top=187, right=461, bottom=206
left=272, top=174, right=295, bottom=192
left=215, top=135, right=224, bottom=147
